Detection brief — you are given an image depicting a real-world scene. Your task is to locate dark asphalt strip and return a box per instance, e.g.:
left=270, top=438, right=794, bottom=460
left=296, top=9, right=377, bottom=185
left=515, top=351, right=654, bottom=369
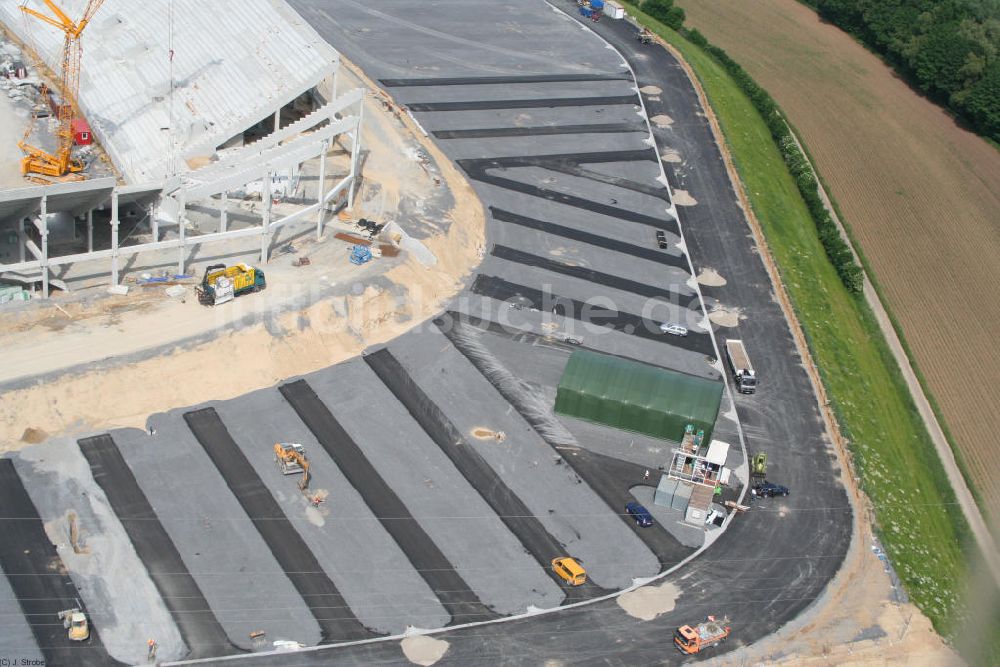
left=470, top=274, right=715, bottom=356
left=0, top=459, right=117, bottom=667
left=438, top=310, right=699, bottom=374
left=491, top=244, right=690, bottom=302
left=363, top=348, right=610, bottom=601
left=78, top=435, right=238, bottom=659
left=538, top=161, right=672, bottom=202
left=181, top=408, right=374, bottom=643
left=490, top=207, right=689, bottom=270
left=380, top=73, right=630, bottom=86
left=461, top=148, right=657, bottom=168
left=433, top=122, right=647, bottom=139
left=464, top=171, right=674, bottom=230
left=459, top=153, right=676, bottom=231
left=277, top=380, right=498, bottom=625
left=433, top=320, right=697, bottom=569
left=406, top=96, right=638, bottom=112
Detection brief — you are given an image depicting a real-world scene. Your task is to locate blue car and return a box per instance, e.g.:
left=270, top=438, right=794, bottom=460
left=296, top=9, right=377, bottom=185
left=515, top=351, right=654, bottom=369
left=625, top=502, right=654, bottom=527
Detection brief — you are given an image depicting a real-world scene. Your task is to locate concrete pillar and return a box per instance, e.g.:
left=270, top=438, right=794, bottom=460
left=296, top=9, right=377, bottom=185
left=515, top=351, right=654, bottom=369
left=110, top=190, right=120, bottom=286
left=274, top=107, right=281, bottom=133
left=151, top=204, right=159, bottom=242
left=17, top=219, right=25, bottom=263
left=347, top=105, right=363, bottom=209
left=220, top=191, right=228, bottom=233
left=177, top=193, right=186, bottom=276
left=260, top=172, right=272, bottom=264
left=316, top=140, right=328, bottom=240
left=86, top=209, right=93, bottom=252
left=39, top=196, right=49, bottom=299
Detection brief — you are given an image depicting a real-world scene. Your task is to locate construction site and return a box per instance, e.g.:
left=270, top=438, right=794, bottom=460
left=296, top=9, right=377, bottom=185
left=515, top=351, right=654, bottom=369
left=0, top=2, right=951, bottom=666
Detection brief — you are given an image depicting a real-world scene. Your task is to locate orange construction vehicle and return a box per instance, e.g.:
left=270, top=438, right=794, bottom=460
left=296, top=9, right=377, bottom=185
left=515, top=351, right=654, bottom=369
left=18, top=0, right=105, bottom=177
left=273, top=442, right=310, bottom=491
left=673, top=615, right=730, bottom=654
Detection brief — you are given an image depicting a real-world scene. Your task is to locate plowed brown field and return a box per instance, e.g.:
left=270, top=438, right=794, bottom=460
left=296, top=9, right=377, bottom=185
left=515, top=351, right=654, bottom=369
left=675, top=0, right=1000, bottom=518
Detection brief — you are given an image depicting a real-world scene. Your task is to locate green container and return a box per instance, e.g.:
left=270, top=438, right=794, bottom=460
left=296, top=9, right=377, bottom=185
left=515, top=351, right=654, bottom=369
left=554, top=349, right=723, bottom=443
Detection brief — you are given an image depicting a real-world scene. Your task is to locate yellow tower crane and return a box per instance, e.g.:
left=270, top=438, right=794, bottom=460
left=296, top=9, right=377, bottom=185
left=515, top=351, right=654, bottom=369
left=18, top=0, right=105, bottom=177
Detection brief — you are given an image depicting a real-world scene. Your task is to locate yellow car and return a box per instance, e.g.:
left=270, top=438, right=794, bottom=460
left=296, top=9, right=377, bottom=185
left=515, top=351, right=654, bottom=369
left=551, top=557, right=587, bottom=586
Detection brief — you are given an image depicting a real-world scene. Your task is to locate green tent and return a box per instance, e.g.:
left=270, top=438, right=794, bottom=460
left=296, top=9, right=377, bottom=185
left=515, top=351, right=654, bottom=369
left=554, top=349, right=723, bottom=442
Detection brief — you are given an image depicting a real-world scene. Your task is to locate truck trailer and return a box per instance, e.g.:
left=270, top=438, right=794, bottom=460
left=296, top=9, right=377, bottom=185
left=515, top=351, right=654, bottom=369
left=724, top=339, right=757, bottom=394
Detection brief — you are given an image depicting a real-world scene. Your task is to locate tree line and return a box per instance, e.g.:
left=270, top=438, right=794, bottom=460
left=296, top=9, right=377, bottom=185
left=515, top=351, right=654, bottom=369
left=817, top=0, right=1000, bottom=143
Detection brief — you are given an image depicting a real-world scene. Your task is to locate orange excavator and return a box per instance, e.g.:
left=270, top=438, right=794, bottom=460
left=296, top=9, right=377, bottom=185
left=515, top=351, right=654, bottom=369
left=274, top=442, right=311, bottom=491
left=18, top=0, right=105, bottom=177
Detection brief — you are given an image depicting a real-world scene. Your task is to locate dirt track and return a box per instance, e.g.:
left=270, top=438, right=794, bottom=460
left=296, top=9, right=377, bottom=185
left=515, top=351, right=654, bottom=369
left=677, top=0, right=1000, bottom=531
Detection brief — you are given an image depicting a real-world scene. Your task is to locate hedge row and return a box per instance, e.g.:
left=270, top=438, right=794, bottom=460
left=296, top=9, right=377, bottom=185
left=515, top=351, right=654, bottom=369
left=681, top=27, right=865, bottom=294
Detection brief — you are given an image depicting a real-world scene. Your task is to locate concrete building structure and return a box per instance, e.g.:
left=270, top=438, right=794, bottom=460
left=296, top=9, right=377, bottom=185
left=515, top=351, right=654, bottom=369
left=0, top=0, right=341, bottom=183
left=0, top=1, right=364, bottom=297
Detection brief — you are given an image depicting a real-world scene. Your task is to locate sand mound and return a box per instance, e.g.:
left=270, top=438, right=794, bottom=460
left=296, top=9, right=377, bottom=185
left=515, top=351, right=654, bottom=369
left=650, top=114, right=674, bottom=128
left=401, top=635, right=449, bottom=666
left=639, top=85, right=662, bottom=95
left=709, top=304, right=742, bottom=327
left=697, top=268, right=727, bottom=286
left=672, top=189, right=698, bottom=206
left=20, top=427, right=47, bottom=444
left=617, top=581, right=680, bottom=621
left=660, top=148, right=682, bottom=163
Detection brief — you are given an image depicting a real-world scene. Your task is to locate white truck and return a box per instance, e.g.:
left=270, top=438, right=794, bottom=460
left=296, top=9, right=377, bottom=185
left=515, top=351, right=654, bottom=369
left=725, top=339, right=757, bottom=394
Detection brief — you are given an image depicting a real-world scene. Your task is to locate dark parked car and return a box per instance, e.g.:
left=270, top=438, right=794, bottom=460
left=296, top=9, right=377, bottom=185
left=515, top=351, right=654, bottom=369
left=625, top=502, right=654, bottom=527
left=655, top=230, right=668, bottom=249
left=752, top=482, right=789, bottom=498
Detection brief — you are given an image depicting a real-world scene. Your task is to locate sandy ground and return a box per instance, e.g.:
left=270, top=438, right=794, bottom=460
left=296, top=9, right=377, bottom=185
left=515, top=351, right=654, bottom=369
left=0, top=56, right=485, bottom=448
left=400, top=635, right=450, bottom=666
left=676, top=0, right=1000, bottom=529
left=617, top=581, right=679, bottom=621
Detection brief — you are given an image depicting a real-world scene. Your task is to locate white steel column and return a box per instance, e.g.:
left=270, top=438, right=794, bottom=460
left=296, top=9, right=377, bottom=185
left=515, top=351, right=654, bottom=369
left=39, top=196, right=49, bottom=299
left=86, top=209, right=93, bottom=252
left=260, top=172, right=272, bottom=263
left=177, top=193, right=186, bottom=275
left=316, top=139, right=328, bottom=240
left=110, top=190, right=120, bottom=286
left=220, top=191, right=228, bottom=232
left=151, top=204, right=159, bottom=242
left=274, top=108, right=281, bottom=133
left=347, top=105, right=363, bottom=209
